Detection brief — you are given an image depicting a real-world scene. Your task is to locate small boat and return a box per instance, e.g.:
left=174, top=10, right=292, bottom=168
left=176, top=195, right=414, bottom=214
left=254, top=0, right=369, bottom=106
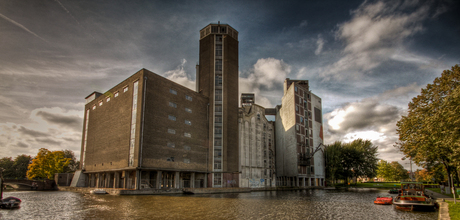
left=0, top=197, right=21, bottom=209
left=374, top=196, right=393, bottom=205
left=393, top=182, right=437, bottom=211
left=388, top=188, right=399, bottom=194
left=90, top=189, right=107, bottom=194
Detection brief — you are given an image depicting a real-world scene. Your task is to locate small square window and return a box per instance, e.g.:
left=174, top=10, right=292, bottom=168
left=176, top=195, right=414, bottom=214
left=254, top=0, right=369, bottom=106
left=169, top=102, right=177, bottom=108
left=184, top=132, right=191, bottom=138
left=99, top=101, right=103, bottom=106
left=184, top=158, right=190, bottom=164
left=168, top=115, right=176, bottom=121
left=167, top=142, right=175, bottom=148
left=114, top=92, right=119, bottom=97
left=123, top=87, right=128, bottom=93
left=185, top=120, right=191, bottom=125
left=185, top=108, right=192, bottom=113
left=168, top=129, right=176, bottom=134
left=185, top=95, right=192, bottom=101
left=170, top=89, right=177, bottom=95
left=106, top=97, right=111, bottom=102
left=184, top=145, right=191, bottom=151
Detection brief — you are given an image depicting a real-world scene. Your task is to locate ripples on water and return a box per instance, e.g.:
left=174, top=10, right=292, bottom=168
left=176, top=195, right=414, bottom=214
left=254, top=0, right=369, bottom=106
left=0, top=188, right=437, bottom=219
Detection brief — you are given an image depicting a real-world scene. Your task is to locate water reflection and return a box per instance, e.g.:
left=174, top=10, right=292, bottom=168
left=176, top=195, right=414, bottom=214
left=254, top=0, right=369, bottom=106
left=1, top=189, right=437, bottom=219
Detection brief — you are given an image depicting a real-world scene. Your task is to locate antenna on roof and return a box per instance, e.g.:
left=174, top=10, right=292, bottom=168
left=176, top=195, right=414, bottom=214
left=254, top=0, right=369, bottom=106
left=218, top=21, right=220, bottom=25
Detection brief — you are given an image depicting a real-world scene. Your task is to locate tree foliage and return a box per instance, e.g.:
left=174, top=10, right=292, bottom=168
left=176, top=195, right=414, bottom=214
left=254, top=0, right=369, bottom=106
left=26, top=148, right=71, bottom=180
left=377, top=160, right=409, bottom=181
left=0, top=155, right=32, bottom=179
left=396, top=64, right=460, bottom=185
left=325, top=139, right=379, bottom=184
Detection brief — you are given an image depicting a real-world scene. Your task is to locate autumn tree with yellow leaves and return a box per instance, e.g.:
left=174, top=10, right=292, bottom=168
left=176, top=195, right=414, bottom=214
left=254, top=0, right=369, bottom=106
left=26, top=148, right=71, bottom=180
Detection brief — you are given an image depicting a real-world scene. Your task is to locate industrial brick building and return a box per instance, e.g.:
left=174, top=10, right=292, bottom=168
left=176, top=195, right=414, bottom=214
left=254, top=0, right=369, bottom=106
left=275, top=79, right=325, bottom=187
left=238, top=94, right=276, bottom=188
left=76, top=23, right=325, bottom=191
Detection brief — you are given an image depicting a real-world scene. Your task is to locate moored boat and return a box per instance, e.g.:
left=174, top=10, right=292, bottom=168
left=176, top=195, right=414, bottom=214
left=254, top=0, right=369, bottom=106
left=393, top=182, right=437, bottom=211
left=388, top=188, right=399, bottom=194
left=374, top=196, right=393, bottom=205
left=0, top=197, right=22, bottom=209
left=90, top=189, right=107, bottom=194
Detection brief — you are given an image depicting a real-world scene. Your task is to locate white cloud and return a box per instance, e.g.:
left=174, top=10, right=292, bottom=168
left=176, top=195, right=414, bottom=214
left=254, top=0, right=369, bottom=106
left=164, top=59, right=196, bottom=91
left=314, top=34, right=325, bottom=55
left=239, top=58, right=291, bottom=107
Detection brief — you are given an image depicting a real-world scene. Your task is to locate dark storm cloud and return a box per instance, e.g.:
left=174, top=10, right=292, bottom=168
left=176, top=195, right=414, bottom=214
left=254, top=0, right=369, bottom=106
left=18, top=126, right=50, bottom=138
left=16, top=142, right=29, bottom=148
left=35, top=138, right=61, bottom=146
left=334, top=100, right=401, bottom=133
left=35, top=110, right=82, bottom=130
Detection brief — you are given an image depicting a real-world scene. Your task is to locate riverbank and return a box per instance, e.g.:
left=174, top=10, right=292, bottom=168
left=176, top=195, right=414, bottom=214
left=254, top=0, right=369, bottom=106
left=425, top=189, right=456, bottom=220
left=58, top=185, right=327, bottom=195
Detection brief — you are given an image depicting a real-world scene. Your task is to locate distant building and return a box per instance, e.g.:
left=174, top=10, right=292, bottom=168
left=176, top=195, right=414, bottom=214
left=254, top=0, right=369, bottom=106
left=238, top=94, right=276, bottom=188
left=275, top=79, right=325, bottom=187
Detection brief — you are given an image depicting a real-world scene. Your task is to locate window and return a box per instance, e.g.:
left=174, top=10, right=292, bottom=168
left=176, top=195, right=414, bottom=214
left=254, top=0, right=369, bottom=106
left=214, top=149, right=222, bottom=156
left=216, top=35, right=222, bottom=42
left=214, top=138, right=222, bottom=146
left=168, top=129, right=175, bottom=134
left=215, top=126, right=222, bottom=134
left=92, top=105, right=96, bottom=110
left=215, top=59, right=222, bottom=71
left=123, top=86, right=128, bottom=93
left=184, top=132, right=191, bottom=138
left=215, top=116, right=222, bottom=123
left=99, top=101, right=103, bottom=106
left=167, top=157, right=175, bottom=162
left=215, top=90, right=222, bottom=101
left=215, top=75, right=222, bottom=86
left=185, top=95, right=192, bottom=101
left=216, top=45, right=222, bottom=56
left=106, top=97, right=111, bottom=102
left=168, top=115, right=176, bottom=121
left=300, top=117, right=303, bottom=123
left=214, top=173, right=222, bottom=185
left=169, top=102, right=177, bottom=108
left=314, top=107, right=321, bottom=123
left=184, top=145, right=191, bottom=151
left=185, top=107, right=192, bottom=113
left=215, top=105, right=222, bottom=112
left=167, top=142, right=175, bottom=148
left=169, top=89, right=177, bottom=95
left=295, top=86, right=298, bottom=92
left=185, top=120, right=191, bottom=125
left=184, top=158, right=190, bottom=164
left=296, top=106, right=299, bottom=112
left=114, top=92, right=119, bottom=97
left=296, top=124, right=299, bottom=131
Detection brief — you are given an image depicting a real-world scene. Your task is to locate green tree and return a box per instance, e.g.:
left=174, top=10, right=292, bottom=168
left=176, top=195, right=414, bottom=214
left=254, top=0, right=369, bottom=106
left=26, top=148, right=71, bottom=180
left=63, top=150, right=79, bottom=173
left=0, top=157, right=14, bottom=178
left=376, top=160, right=392, bottom=180
left=396, top=64, right=460, bottom=186
left=389, top=161, right=409, bottom=181
left=325, top=141, right=343, bottom=185
left=11, top=155, right=32, bottom=179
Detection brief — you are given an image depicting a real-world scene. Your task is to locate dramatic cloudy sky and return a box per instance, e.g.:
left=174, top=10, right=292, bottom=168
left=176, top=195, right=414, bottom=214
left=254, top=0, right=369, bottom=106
left=0, top=0, right=458, bottom=170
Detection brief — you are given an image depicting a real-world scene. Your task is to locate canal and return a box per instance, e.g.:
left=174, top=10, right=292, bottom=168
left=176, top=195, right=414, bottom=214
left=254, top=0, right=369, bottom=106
left=1, top=188, right=437, bottom=219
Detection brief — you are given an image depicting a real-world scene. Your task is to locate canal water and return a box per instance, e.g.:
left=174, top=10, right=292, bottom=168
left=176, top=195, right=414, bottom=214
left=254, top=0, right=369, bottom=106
left=1, top=188, right=437, bottom=219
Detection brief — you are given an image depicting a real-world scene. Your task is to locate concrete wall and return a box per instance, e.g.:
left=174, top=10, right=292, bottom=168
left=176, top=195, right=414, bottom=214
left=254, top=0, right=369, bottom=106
left=311, top=93, right=325, bottom=180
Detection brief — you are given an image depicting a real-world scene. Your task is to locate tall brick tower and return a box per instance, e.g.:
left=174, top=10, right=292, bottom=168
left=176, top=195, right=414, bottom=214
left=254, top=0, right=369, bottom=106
left=197, top=23, right=239, bottom=187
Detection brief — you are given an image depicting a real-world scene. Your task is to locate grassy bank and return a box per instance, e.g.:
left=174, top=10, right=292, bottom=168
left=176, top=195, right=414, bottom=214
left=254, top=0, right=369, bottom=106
left=429, top=188, right=460, bottom=198
left=336, top=182, right=401, bottom=188
left=447, top=201, right=460, bottom=219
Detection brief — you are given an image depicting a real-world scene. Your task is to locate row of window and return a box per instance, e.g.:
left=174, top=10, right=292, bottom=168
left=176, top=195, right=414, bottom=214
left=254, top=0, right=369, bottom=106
left=167, top=128, right=192, bottom=138
left=91, top=85, right=130, bottom=110
left=169, top=101, right=193, bottom=113
left=169, top=88, right=193, bottom=101
left=166, top=157, right=190, bottom=163
left=167, top=115, right=192, bottom=125
left=167, top=142, right=191, bottom=151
